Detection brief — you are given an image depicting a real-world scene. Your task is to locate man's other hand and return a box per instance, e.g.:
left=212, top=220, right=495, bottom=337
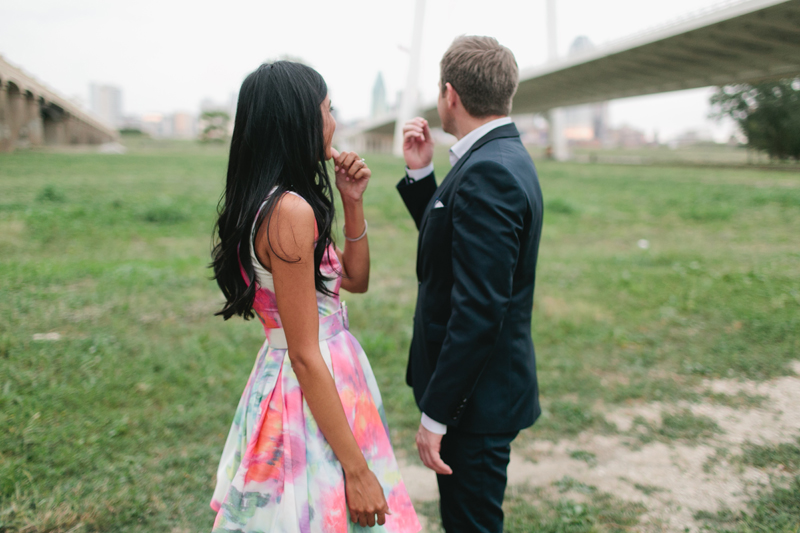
left=402, top=117, right=434, bottom=171
left=415, top=423, right=453, bottom=475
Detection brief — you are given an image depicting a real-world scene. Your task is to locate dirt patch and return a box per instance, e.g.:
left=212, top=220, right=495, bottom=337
left=398, top=360, right=800, bottom=532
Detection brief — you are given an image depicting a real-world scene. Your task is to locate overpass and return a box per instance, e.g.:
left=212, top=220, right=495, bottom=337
left=0, top=55, right=117, bottom=152
left=341, top=0, right=800, bottom=151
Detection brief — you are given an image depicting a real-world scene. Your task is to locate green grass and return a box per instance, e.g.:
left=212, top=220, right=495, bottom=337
left=697, top=436, right=800, bottom=531
left=504, top=485, right=646, bottom=533
left=1, top=138, right=799, bottom=531
left=703, top=391, right=767, bottom=409
left=695, top=477, right=800, bottom=532
left=416, top=484, right=646, bottom=533
left=569, top=450, right=598, bottom=467
left=632, top=483, right=664, bottom=496
left=631, top=409, right=723, bottom=445
left=738, top=436, right=800, bottom=473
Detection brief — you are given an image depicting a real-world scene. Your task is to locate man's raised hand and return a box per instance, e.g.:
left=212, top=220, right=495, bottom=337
left=402, top=117, right=434, bottom=171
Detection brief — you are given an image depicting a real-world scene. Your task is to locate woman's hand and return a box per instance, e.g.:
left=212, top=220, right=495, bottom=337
left=344, top=466, right=390, bottom=527
left=332, top=149, right=370, bottom=203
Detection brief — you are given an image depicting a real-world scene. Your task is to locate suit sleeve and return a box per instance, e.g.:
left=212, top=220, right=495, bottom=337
left=396, top=173, right=437, bottom=230
left=418, top=161, right=526, bottom=426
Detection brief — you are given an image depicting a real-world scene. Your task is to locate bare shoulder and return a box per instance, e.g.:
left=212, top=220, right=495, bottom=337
left=265, top=192, right=316, bottom=254
left=273, top=192, right=314, bottom=222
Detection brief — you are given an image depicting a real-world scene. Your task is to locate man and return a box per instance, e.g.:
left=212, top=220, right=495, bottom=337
left=396, top=36, right=543, bottom=532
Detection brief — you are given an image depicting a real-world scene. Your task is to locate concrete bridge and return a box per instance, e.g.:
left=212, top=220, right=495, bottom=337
left=0, top=55, right=117, bottom=152
left=340, top=0, right=800, bottom=156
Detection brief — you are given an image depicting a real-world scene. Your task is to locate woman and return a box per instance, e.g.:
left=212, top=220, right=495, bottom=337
left=209, top=61, right=420, bottom=532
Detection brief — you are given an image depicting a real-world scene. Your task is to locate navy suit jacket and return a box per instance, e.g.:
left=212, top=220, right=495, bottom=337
left=397, top=123, right=543, bottom=434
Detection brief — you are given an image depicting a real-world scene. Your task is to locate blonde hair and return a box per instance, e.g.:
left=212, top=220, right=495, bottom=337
left=440, top=36, right=519, bottom=117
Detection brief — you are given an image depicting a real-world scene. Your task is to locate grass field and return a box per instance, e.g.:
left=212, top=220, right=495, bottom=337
left=1, top=138, right=798, bottom=532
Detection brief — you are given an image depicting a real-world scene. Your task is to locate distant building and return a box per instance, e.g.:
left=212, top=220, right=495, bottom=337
left=606, top=125, right=647, bottom=148
left=371, top=72, right=388, bottom=118
left=563, top=37, right=609, bottom=146
left=172, top=112, right=197, bottom=139
left=513, top=114, right=549, bottom=147
left=672, top=128, right=714, bottom=147
left=133, top=112, right=197, bottom=139
left=89, top=83, right=123, bottom=129
left=141, top=112, right=168, bottom=138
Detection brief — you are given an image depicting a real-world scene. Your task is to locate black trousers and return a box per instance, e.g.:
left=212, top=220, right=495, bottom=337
left=437, top=428, right=519, bottom=533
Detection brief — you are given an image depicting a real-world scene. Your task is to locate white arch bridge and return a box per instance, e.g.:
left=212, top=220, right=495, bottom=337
left=0, top=55, right=117, bottom=152
left=341, top=0, right=800, bottom=154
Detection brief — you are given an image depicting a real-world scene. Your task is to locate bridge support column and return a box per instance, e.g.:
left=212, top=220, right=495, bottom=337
left=26, top=94, right=44, bottom=146
left=0, top=83, right=10, bottom=152
left=66, top=116, right=90, bottom=145
left=47, top=120, right=66, bottom=145
left=548, top=108, right=569, bottom=161
left=24, top=94, right=43, bottom=147
left=6, top=84, right=24, bottom=149
left=43, top=104, right=67, bottom=145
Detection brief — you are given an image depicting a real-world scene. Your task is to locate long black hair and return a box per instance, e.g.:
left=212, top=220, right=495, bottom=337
left=211, top=61, right=335, bottom=320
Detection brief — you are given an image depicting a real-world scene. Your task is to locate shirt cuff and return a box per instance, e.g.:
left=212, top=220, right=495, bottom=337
left=421, top=413, right=448, bottom=435
left=405, top=163, right=434, bottom=182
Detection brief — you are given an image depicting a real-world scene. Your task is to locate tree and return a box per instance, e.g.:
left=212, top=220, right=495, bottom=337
left=710, top=78, right=800, bottom=160
left=199, top=111, right=230, bottom=143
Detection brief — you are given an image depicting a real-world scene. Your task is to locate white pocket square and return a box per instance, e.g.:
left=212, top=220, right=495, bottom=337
left=433, top=200, right=445, bottom=208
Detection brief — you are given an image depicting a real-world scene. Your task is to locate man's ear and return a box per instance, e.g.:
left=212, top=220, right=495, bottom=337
left=445, top=82, right=459, bottom=109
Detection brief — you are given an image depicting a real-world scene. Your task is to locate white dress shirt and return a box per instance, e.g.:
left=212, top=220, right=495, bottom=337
left=406, top=116, right=513, bottom=435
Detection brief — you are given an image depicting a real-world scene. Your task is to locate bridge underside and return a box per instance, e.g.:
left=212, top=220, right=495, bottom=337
left=350, top=0, right=800, bottom=137
left=0, top=56, right=117, bottom=152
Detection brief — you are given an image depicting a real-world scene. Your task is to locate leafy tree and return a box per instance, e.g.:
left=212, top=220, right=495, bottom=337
left=711, top=78, right=800, bottom=160
left=199, top=110, right=230, bottom=143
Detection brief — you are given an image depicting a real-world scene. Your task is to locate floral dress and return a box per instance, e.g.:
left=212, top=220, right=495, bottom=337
left=210, top=193, right=420, bottom=533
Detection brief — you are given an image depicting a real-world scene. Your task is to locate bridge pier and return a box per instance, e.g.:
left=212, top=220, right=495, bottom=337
left=26, top=93, right=44, bottom=147
left=43, top=104, right=67, bottom=145
left=547, top=108, right=569, bottom=161
left=5, top=82, right=25, bottom=150
left=0, top=82, right=9, bottom=152
left=65, top=115, right=80, bottom=144
left=1, top=55, right=117, bottom=152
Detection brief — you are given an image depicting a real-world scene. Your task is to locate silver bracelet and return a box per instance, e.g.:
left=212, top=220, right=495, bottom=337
left=344, top=219, right=368, bottom=242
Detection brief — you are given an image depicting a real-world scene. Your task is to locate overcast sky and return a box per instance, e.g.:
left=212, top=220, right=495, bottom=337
left=1, top=0, right=737, bottom=141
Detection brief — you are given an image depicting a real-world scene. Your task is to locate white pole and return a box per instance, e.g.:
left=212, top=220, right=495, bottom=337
left=546, top=0, right=558, bottom=62
left=546, top=0, right=568, bottom=161
left=393, top=0, right=426, bottom=157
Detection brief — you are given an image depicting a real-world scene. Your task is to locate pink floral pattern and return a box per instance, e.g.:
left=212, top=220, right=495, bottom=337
left=211, top=196, right=420, bottom=533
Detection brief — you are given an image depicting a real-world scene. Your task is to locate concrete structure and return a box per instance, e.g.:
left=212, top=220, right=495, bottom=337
left=340, top=0, right=800, bottom=154
left=90, top=83, right=123, bottom=129
left=0, top=56, right=117, bottom=152
left=392, top=0, right=426, bottom=156
left=546, top=0, right=568, bottom=160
